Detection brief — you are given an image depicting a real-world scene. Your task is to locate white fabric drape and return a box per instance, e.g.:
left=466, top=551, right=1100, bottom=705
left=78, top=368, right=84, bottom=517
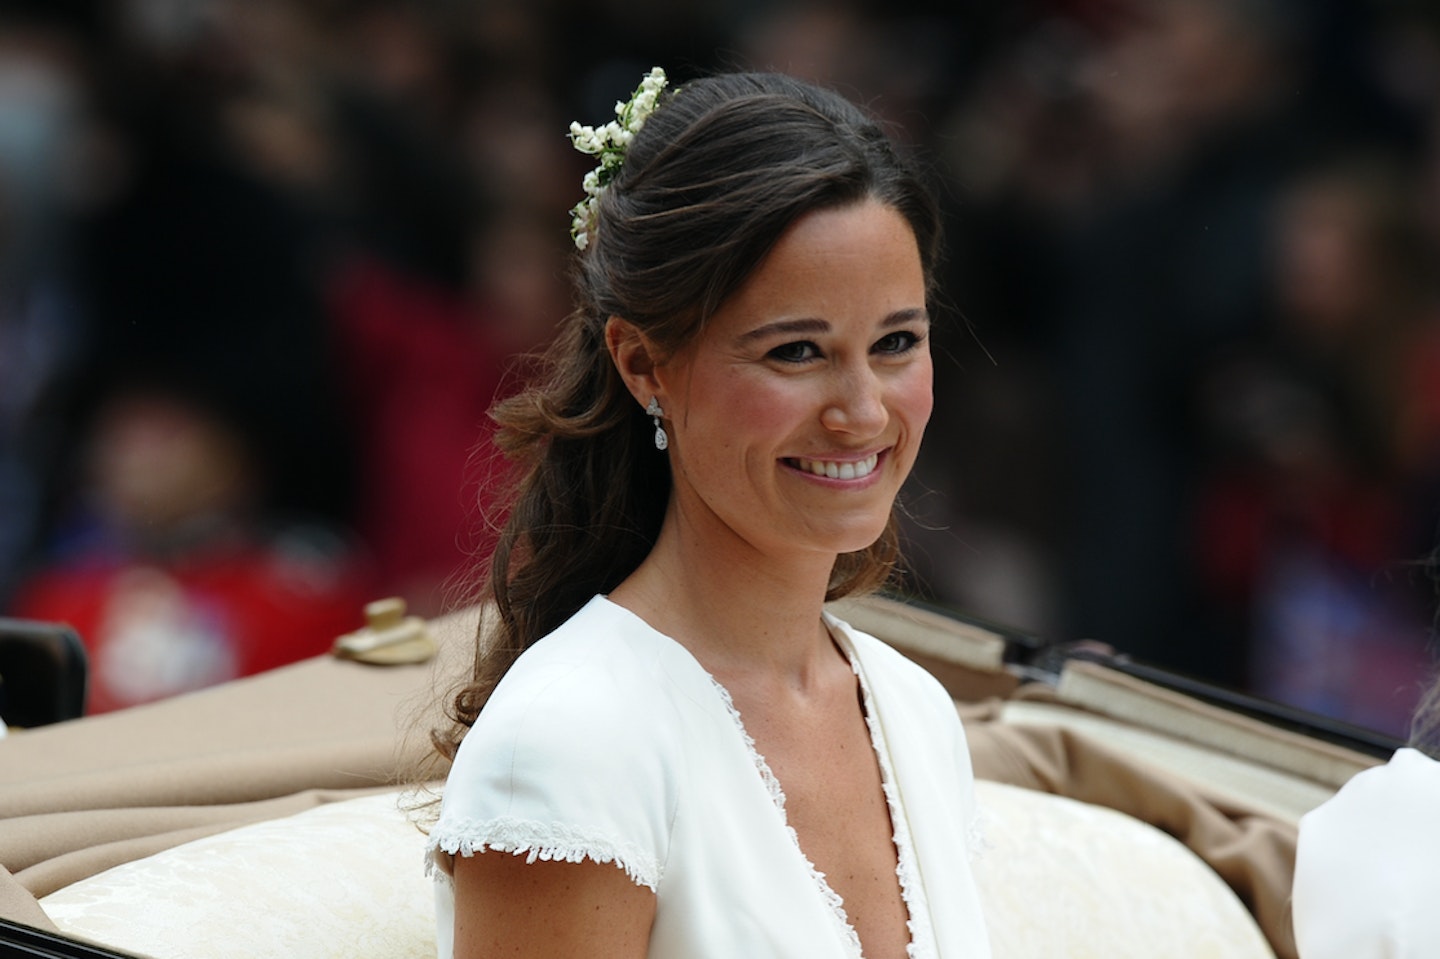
left=1293, top=746, right=1440, bottom=959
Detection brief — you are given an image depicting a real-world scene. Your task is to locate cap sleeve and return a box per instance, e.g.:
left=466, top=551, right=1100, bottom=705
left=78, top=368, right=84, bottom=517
left=427, top=642, right=681, bottom=892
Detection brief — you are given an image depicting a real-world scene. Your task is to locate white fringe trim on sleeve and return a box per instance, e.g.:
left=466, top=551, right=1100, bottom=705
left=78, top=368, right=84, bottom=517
left=426, top=816, right=661, bottom=891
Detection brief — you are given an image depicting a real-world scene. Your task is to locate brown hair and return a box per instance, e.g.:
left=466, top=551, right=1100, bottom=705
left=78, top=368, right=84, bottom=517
left=432, top=72, right=941, bottom=762
left=1411, top=676, right=1440, bottom=760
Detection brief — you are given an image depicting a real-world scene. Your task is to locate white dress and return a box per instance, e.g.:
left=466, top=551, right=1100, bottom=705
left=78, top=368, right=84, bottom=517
left=1293, top=746, right=1440, bottom=959
left=428, top=595, right=992, bottom=958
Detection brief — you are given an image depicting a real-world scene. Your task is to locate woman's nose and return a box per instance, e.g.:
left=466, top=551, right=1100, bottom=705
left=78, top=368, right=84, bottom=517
left=820, top=365, right=887, bottom=435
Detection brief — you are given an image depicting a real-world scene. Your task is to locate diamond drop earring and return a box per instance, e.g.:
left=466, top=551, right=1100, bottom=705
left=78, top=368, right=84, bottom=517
left=646, top=397, right=668, bottom=451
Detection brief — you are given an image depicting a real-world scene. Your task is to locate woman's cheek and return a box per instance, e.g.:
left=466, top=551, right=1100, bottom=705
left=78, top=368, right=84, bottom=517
left=899, top=359, right=935, bottom=432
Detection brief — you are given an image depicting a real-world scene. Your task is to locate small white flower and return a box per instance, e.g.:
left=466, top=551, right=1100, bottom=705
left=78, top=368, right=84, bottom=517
left=567, top=67, right=669, bottom=250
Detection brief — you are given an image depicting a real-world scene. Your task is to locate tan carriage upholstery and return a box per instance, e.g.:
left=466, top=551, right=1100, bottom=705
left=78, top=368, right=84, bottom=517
left=831, top=595, right=1382, bottom=959
left=0, top=596, right=1364, bottom=959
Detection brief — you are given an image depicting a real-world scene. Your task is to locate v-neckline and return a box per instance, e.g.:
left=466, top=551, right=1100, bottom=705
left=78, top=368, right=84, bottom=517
left=596, top=595, right=934, bottom=957
left=701, top=619, right=932, bottom=959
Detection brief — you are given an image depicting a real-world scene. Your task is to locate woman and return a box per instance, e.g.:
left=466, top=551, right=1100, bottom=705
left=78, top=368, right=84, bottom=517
left=427, top=69, right=992, bottom=959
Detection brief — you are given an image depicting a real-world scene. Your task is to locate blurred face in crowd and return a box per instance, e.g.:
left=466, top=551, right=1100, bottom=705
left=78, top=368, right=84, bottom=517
left=89, top=391, right=257, bottom=537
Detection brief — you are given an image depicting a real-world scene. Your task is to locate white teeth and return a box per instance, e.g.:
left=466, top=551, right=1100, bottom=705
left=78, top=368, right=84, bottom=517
left=794, top=454, right=878, bottom=479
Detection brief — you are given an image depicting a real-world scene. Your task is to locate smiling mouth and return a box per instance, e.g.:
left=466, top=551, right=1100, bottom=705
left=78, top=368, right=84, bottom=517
left=787, top=453, right=880, bottom=480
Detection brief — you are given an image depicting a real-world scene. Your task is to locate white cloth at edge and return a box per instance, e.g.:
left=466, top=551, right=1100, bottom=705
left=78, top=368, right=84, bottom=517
left=428, top=594, right=991, bottom=959
left=1293, top=746, right=1440, bottom=959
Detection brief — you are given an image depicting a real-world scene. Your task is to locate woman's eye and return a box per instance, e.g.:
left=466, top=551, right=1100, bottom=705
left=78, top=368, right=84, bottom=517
left=768, top=341, right=820, bottom=363
left=874, top=330, right=923, bottom=355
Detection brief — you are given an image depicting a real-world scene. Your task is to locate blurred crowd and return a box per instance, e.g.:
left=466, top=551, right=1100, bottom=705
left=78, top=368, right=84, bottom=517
left=1, top=0, right=1438, bottom=733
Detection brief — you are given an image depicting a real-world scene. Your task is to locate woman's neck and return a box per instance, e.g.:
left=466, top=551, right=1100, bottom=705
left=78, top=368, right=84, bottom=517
left=608, top=511, right=842, bottom=691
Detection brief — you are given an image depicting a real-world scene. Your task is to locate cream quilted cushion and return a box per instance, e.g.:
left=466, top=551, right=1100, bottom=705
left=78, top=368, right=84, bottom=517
left=42, top=792, right=436, bottom=959
left=41, top=783, right=1275, bottom=959
left=972, top=780, right=1275, bottom=958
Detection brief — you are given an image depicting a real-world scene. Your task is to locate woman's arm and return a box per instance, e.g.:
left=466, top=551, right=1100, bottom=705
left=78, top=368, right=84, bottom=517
left=452, top=851, right=657, bottom=959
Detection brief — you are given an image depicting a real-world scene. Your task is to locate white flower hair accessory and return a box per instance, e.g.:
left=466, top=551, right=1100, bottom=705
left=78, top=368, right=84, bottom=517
left=568, top=66, right=667, bottom=251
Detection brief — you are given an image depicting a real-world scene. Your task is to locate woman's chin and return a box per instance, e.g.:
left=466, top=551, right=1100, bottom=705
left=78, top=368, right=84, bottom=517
left=812, top=520, right=891, bottom=558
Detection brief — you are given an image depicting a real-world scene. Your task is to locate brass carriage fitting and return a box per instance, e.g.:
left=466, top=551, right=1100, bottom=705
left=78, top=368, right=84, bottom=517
left=331, top=597, right=437, bottom=665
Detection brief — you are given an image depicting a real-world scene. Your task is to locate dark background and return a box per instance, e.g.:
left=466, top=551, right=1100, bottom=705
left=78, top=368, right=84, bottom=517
left=3, top=0, right=1439, bottom=734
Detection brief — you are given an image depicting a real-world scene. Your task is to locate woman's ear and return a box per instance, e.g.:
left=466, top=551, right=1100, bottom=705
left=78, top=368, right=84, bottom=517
left=605, top=316, right=663, bottom=407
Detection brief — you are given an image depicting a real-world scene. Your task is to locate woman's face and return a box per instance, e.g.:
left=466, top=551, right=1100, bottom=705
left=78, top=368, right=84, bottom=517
left=653, top=199, right=933, bottom=565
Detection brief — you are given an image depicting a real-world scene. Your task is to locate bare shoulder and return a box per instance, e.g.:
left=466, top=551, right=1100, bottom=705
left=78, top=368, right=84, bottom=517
left=452, top=850, right=657, bottom=959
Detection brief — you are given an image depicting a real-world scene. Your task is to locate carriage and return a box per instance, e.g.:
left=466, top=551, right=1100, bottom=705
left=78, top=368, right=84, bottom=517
left=0, top=594, right=1391, bottom=958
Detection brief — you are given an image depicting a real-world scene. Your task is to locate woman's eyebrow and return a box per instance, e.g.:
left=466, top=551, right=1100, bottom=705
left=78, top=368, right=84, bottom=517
left=737, top=308, right=928, bottom=344
left=737, top=317, right=829, bottom=343
left=883, top=307, right=930, bottom=327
